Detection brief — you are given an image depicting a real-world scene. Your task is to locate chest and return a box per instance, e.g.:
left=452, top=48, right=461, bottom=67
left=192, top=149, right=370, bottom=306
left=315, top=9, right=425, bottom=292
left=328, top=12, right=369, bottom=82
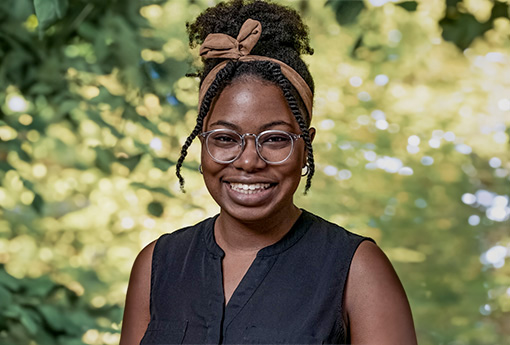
left=139, top=213, right=367, bottom=344
left=222, top=252, right=256, bottom=305
left=142, top=248, right=347, bottom=344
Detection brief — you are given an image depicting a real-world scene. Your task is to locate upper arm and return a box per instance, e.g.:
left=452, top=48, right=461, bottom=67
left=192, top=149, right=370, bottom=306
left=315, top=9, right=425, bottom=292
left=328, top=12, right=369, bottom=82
left=119, top=240, right=156, bottom=345
left=344, top=241, right=417, bottom=345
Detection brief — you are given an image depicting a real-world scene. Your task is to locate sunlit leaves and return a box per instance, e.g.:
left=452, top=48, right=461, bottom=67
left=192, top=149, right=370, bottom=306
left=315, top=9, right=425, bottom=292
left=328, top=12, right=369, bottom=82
left=2, top=0, right=510, bottom=344
left=1, top=0, right=180, bottom=343
left=440, top=1, right=510, bottom=50
left=328, top=0, right=510, bottom=51
left=440, top=11, right=491, bottom=50
left=299, top=1, right=510, bottom=343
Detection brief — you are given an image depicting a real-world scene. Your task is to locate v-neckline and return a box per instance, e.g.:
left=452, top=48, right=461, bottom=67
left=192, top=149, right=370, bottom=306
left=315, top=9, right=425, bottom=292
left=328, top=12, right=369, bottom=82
left=202, top=210, right=313, bottom=329
left=204, top=210, right=311, bottom=258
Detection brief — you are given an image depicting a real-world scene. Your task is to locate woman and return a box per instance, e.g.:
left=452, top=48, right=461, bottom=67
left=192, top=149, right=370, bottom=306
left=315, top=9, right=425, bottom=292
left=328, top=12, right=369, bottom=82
left=120, top=0, right=417, bottom=344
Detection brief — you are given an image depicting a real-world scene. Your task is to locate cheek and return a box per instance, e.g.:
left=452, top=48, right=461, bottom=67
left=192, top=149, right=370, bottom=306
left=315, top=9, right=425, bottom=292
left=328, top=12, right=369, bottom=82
left=201, top=147, right=224, bottom=184
left=295, top=142, right=308, bottom=167
left=280, top=156, right=305, bottom=183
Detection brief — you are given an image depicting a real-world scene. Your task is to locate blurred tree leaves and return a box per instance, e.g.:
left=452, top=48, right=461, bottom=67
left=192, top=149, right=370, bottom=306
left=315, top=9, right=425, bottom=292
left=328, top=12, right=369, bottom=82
left=325, top=0, right=365, bottom=25
left=440, top=0, right=510, bottom=50
left=1, top=0, right=510, bottom=344
left=33, top=0, right=68, bottom=36
left=0, top=0, right=199, bottom=343
left=0, top=265, right=119, bottom=345
left=327, top=0, right=510, bottom=50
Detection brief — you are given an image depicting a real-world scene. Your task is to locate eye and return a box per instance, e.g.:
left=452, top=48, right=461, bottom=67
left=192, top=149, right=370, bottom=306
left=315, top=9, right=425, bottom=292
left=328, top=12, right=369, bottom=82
left=214, top=135, right=236, bottom=142
left=267, top=135, right=290, bottom=142
left=259, top=132, right=292, bottom=147
left=209, top=131, right=241, bottom=146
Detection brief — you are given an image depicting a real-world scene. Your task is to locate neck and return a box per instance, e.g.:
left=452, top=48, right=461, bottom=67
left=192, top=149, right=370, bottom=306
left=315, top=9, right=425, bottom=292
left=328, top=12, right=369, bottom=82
left=214, top=205, right=302, bottom=255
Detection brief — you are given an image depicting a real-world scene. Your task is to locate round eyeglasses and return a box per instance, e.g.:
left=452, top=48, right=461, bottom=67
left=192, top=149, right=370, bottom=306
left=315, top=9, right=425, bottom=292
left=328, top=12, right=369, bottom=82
left=199, top=129, right=302, bottom=164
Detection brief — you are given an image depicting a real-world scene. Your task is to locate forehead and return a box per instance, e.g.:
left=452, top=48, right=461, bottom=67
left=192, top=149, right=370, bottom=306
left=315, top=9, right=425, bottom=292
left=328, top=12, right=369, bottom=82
left=203, top=79, right=299, bottom=132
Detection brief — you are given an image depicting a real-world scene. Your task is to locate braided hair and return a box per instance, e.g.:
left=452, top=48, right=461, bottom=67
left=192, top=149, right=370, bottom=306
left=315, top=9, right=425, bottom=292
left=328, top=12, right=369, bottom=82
left=176, top=0, right=315, bottom=193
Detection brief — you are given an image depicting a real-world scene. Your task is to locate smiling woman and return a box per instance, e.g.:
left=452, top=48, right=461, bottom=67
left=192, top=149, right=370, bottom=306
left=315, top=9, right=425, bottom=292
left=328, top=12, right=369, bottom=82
left=200, top=81, right=310, bottom=226
left=120, top=1, right=417, bottom=344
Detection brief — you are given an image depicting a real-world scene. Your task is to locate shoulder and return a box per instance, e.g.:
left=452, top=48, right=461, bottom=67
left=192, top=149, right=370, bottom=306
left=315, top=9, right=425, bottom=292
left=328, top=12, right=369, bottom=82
left=119, top=240, right=156, bottom=344
left=133, top=240, right=156, bottom=275
left=344, top=241, right=417, bottom=344
left=302, top=210, right=372, bottom=247
left=125, top=218, right=208, bottom=304
left=127, top=240, right=157, bottom=303
left=349, top=241, right=393, bottom=281
left=120, top=217, right=216, bottom=344
left=132, top=224, right=197, bottom=275
left=157, top=216, right=216, bottom=243
left=153, top=216, right=217, bottom=259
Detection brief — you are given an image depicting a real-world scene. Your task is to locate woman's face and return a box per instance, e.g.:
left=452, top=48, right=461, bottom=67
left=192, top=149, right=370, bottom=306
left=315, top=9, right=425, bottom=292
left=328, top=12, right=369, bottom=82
left=201, top=78, right=313, bottom=224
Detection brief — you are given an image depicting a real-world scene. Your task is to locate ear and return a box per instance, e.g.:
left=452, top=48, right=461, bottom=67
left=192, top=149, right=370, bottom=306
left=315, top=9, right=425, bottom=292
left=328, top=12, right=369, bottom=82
left=308, top=127, right=316, bottom=143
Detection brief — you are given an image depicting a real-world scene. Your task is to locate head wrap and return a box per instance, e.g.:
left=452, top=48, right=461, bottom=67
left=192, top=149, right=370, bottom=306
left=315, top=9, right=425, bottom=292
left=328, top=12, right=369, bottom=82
left=198, top=18, right=313, bottom=121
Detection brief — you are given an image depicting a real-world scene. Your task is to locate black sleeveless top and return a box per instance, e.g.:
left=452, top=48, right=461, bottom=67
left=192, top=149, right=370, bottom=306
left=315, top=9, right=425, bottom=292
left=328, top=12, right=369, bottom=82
left=140, top=210, right=372, bottom=344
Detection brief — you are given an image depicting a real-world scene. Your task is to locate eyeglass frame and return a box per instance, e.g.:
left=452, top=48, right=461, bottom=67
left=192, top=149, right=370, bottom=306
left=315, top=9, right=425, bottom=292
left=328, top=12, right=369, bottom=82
left=199, top=128, right=303, bottom=165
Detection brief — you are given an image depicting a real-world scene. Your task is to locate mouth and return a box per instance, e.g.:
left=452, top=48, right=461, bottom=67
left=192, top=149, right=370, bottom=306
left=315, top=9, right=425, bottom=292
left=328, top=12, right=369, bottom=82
left=227, top=182, right=276, bottom=194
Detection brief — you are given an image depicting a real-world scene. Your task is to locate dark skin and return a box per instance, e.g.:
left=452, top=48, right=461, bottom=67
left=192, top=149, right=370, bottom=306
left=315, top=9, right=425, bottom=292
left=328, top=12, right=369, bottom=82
left=120, top=79, right=417, bottom=345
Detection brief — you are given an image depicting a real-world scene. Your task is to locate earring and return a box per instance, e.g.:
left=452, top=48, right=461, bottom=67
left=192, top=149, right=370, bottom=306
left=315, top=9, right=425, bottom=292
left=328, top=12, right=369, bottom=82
left=301, top=164, right=309, bottom=177
left=198, top=164, right=203, bottom=174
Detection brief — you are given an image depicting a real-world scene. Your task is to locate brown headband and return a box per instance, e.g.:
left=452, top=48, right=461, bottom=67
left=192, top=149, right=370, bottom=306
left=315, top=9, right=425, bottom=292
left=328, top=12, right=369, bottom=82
left=198, top=18, right=313, bottom=121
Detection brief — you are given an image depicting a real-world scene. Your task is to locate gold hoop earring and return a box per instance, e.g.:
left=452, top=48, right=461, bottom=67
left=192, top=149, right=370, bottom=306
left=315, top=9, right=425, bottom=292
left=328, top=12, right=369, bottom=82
left=199, top=164, right=203, bottom=174
left=301, top=164, right=309, bottom=177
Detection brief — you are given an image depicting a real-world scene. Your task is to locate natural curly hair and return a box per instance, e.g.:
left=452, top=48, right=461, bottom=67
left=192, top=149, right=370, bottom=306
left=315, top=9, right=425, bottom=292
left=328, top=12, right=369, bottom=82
left=176, top=0, right=316, bottom=193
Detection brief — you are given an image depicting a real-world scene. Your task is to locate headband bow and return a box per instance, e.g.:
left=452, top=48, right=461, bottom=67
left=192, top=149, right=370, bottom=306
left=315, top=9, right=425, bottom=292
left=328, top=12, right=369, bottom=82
left=200, top=18, right=261, bottom=59
left=198, top=19, right=313, bottom=121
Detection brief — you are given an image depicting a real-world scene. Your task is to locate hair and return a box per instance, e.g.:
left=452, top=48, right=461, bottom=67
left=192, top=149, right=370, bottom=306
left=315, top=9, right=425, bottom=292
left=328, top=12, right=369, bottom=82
left=176, top=0, right=315, bottom=193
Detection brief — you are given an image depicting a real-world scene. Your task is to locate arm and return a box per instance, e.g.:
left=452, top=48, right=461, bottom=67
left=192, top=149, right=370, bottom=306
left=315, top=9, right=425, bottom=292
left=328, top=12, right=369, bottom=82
left=119, top=241, right=156, bottom=345
left=344, top=241, right=417, bottom=345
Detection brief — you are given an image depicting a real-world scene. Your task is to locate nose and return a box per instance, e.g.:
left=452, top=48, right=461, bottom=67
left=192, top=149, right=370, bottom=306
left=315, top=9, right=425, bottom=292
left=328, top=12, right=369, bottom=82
left=232, top=134, right=267, bottom=171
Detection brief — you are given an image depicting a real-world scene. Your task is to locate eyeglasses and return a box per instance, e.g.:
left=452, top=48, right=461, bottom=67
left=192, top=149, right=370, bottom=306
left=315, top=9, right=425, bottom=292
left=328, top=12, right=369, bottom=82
left=200, top=129, right=302, bottom=164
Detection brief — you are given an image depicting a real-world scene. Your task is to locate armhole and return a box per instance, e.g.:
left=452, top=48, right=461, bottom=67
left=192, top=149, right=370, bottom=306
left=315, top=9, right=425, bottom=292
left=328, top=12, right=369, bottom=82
left=148, top=234, right=166, bottom=318
left=340, top=237, right=375, bottom=342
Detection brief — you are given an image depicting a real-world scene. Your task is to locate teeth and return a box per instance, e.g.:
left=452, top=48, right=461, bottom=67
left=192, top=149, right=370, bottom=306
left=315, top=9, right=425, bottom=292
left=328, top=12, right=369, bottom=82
left=230, top=183, right=271, bottom=194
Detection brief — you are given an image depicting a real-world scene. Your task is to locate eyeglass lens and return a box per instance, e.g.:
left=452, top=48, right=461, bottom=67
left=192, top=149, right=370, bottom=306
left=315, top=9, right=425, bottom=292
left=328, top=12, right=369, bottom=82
left=206, top=130, right=295, bottom=163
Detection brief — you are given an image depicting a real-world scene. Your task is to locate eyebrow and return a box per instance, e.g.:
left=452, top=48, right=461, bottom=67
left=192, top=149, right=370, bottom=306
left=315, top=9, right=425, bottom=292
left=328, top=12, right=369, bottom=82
left=209, top=120, right=239, bottom=130
left=208, top=120, right=294, bottom=131
left=259, top=121, right=294, bottom=131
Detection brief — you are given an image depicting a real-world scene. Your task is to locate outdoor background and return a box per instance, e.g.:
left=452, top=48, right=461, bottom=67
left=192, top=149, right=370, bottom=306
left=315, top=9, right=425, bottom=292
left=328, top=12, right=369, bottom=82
left=1, top=0, right=509, bottom=344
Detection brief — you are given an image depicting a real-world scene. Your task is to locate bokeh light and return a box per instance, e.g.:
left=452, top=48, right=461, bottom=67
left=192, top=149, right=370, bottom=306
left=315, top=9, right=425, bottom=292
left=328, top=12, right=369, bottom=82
left=2, top=0, right=510, bottom=344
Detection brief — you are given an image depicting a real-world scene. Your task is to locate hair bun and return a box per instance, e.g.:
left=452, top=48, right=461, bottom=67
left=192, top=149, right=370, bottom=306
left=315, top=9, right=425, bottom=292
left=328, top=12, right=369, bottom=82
left=187, top=0, right=313, bottom=61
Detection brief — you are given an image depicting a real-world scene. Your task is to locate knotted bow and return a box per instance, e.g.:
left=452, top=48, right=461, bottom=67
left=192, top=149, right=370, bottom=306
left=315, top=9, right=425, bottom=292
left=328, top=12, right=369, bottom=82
left=199, top=18, right=261, bottom=59
left=198, top=19, right=313, bottom=121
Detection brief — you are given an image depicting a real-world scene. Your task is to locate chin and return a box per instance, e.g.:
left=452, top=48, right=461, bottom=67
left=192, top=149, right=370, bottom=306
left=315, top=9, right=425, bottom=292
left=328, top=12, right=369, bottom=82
left=217, top=192, right=297, bottom=226
left=220, top=207, right=283, bottom=227
left=204, top=173, right=302, bottom=225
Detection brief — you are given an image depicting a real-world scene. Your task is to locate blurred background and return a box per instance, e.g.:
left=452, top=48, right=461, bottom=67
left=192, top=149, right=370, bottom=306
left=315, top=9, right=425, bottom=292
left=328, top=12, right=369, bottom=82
left=0, top=0, right=509, bottom=344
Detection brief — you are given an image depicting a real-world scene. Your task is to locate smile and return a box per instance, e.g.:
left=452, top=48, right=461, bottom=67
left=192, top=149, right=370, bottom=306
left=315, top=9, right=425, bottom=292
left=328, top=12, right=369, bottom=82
left=229, top=182, right=273, bottom=194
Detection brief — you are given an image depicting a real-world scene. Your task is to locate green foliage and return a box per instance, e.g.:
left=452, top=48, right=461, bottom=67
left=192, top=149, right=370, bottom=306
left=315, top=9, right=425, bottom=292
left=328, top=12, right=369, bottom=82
left=0, top=266, right=120, bottom=345
left=327, top=0, right=510, bottom=50
left=305, top=1, right=510, bottom=343
left=1, top=0, right=509, bottom=344
left=325, top=0, right=419, bottom=25
left=325, top=0, right=366, bottom=25
left=33, top=0, right=68, bottom=36
left=0, top=0, right=194, bottom=342
left=440, top=1, right=510, bottom=50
